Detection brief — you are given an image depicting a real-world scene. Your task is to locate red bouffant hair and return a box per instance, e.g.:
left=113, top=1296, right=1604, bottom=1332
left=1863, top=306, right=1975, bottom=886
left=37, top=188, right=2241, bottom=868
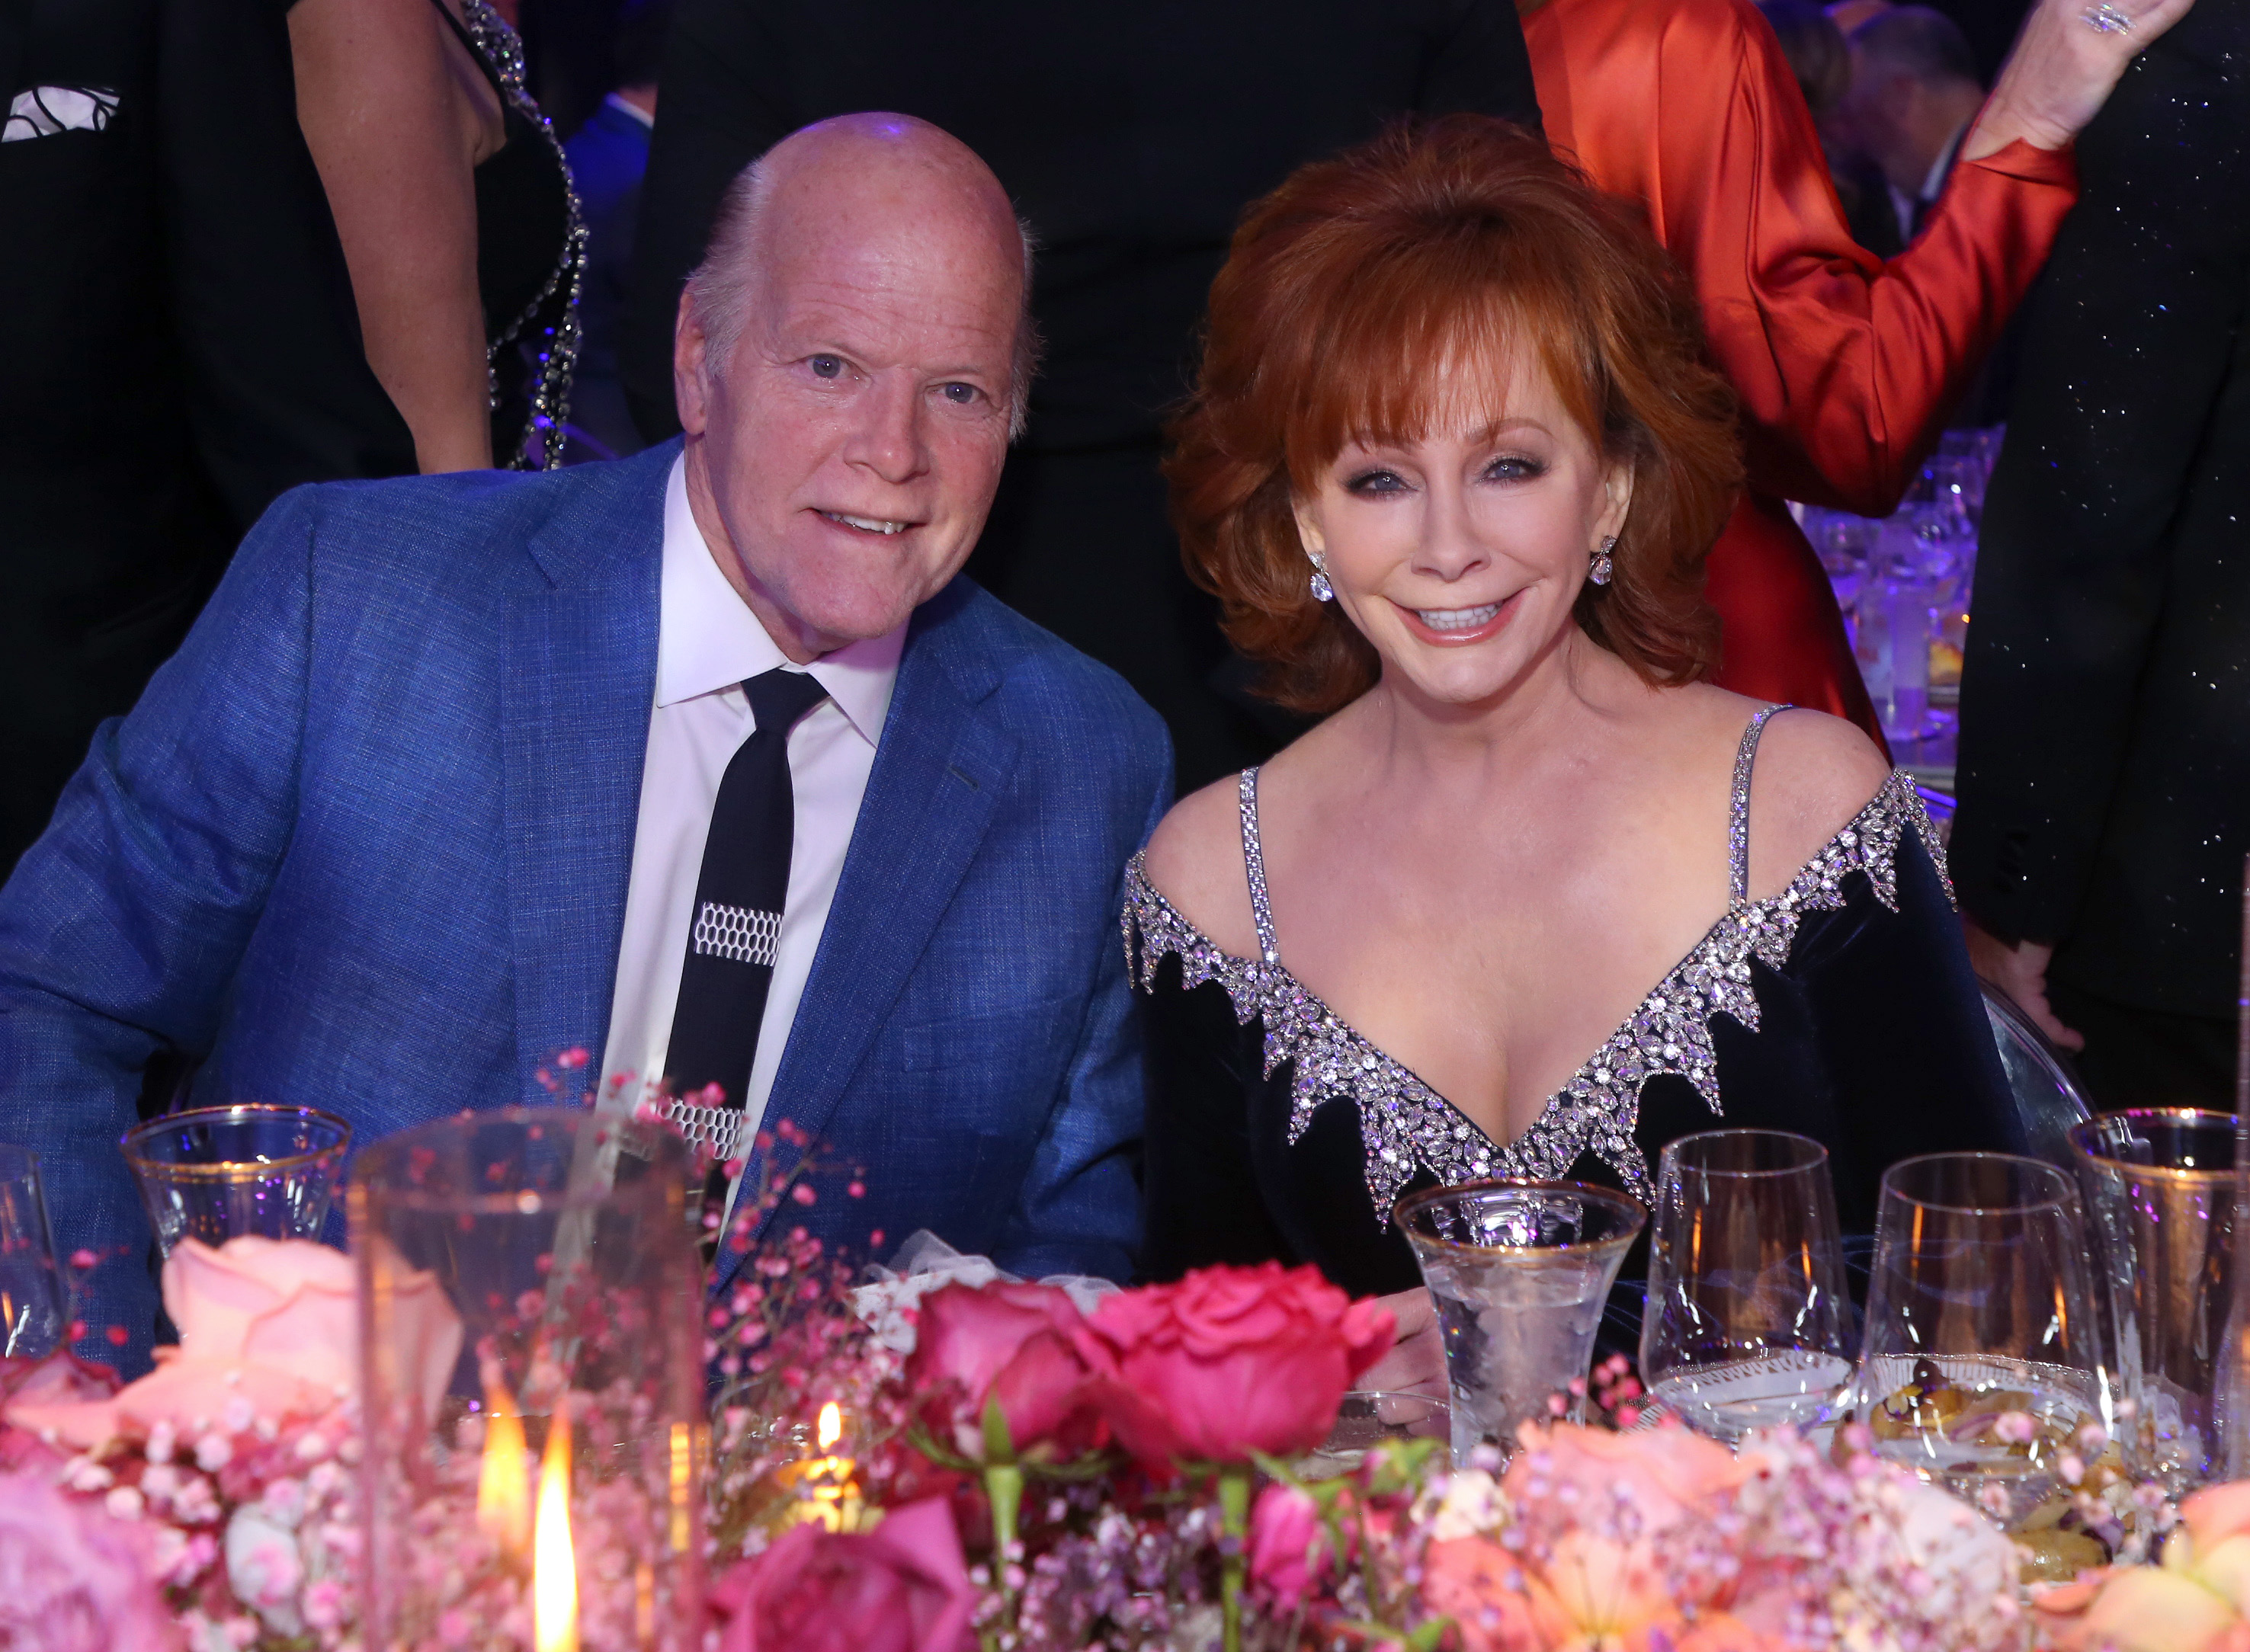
left=1166, top=116, right=1742, bottom=714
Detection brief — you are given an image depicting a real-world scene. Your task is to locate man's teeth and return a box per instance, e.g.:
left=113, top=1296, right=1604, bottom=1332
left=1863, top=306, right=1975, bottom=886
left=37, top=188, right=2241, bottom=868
left=1415, top=602, right=1503, bottom=632
left=822, top=511, right=909, bottom=535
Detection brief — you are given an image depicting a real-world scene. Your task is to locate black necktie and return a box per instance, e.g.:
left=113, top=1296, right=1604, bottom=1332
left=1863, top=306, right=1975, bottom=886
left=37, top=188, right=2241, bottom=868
left=663, top=667, right=829, bottom=1229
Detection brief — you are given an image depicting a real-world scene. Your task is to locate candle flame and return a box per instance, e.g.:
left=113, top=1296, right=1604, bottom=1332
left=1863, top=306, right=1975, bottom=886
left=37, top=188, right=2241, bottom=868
left=817, top=1401, right=842, bottom=1451
left=534, top=1417, right=578, bottom=1652
left=476, top=1384, right=532, bottom=1557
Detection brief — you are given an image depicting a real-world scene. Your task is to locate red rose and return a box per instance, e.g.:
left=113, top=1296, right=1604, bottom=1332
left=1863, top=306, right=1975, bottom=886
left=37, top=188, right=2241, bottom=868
left=707, top=1497, right=976, bottom=1652
left=1073, top=1263, right=1394, bottom=1472
left=905, top=1282, right=1104, bottom=1459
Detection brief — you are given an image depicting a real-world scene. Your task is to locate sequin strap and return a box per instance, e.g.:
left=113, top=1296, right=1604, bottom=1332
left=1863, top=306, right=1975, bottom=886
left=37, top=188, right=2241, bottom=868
left=1237, top=767, right=1282, bottom=966
left=1729, top=704, right=1792, bottom=906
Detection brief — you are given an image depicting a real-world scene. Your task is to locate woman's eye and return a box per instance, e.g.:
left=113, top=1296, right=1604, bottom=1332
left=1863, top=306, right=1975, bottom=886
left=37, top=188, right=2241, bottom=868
left=1344, top=469, right=1408, bottom=496
left=1484, top=454, right=1546, bottom=482
left=808, top=355, right=845, bottom=379
left=938, top=382, right=981, bottom=406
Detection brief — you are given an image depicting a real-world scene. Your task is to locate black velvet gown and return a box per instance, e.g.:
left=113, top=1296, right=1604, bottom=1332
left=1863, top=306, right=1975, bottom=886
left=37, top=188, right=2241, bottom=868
left=1126, top=706, right=2027, bottom=1305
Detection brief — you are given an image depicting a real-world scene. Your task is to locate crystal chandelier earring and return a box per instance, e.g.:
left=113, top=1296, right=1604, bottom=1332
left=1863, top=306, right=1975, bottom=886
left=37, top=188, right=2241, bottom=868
left=1589, top=535, right=1617, bottom=587
left=1308, top=551, right=1335, bottom=603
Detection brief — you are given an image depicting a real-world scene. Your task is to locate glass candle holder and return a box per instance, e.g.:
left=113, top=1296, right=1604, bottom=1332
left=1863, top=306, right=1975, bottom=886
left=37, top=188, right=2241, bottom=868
left=1396, top=1180, right=1646, bottom=1466
left=2071, top=1109, right=2239, bottom=1489
left=121, top=1103, right=351, bottom=1256
left=352, top=1109, right=704, bottom=1652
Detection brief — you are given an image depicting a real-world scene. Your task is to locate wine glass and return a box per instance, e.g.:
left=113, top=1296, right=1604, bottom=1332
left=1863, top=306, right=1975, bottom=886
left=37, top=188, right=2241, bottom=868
left=120, top=1103, right=352, bottom=1257
left=1639, top=1129, right=1855, bottom=1443
left=0, top=1145, right=67, bottom=1359
left=1845, top=1153, right=2108, bottom=1532
left=1396, top=1180, right=1646, bottom=1466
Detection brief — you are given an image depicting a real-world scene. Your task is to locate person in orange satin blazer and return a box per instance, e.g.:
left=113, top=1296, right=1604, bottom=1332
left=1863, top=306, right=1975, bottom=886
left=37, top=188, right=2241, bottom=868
left=1520, top=0, right=2192, bottom=742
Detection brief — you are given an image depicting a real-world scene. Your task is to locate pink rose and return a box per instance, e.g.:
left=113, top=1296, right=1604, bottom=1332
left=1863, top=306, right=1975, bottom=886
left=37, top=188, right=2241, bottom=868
left=2034, top=1479, right=2250, bottom=1652
left=7, top=1237, right=460, bottom=1449
left=1246, top=1482, right=1335, bottom=1610
left=1503, top=1421, right=1749, bottom=1533
left=904, top=1282, right=1103, bottom=1459
left=707, top=1497, right=976, bottom=1652
left=1072, top=1263, right=1393, bottom=1471
left=0, top=1469, right=180, bottom=1651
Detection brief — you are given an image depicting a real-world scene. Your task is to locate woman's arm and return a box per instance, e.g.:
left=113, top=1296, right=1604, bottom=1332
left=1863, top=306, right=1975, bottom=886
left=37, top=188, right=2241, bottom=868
left=288, top=0, right=495, bottom=472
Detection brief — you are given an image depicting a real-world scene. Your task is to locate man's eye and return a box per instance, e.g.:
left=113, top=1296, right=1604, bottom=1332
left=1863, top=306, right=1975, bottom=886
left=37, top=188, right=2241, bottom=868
left=940, top=382, right=980, bottom=405
left=809, top=355, right=845, bottom=379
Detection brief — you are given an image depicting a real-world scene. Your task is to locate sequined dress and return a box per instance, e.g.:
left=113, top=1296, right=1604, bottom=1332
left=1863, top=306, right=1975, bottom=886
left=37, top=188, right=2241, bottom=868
left=1123, top=706, right=2024, bottom=1298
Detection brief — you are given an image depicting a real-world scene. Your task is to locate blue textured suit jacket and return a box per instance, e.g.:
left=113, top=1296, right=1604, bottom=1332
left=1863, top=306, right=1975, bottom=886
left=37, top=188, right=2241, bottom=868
left=0, top=442, right=1170, bottom=1371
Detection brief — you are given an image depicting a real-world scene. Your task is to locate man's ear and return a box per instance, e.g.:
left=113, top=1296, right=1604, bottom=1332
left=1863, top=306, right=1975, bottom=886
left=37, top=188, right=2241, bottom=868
left=674, top=290, right=713, bottom=437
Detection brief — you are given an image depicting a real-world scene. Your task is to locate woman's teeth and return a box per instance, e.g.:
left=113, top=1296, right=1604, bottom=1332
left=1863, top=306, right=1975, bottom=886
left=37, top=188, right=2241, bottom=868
left=1415, top=602, right=1503, bottom=632
left=822, top=511, right=909, bottom=535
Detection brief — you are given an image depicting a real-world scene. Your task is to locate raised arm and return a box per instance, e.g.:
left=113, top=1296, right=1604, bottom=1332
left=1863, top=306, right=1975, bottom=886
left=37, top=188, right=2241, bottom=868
left=0, top=495, right=318, bottom=1366
left=288, top=0, right=495, bottom=472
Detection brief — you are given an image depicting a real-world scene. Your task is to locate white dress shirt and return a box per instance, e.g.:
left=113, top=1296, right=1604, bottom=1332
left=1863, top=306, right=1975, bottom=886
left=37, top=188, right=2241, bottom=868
left=598, top=457, right=903, bottom=1146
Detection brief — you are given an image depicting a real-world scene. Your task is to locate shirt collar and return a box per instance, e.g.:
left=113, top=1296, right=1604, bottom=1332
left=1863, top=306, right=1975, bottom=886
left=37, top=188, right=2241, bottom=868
left=655, top=456, right=904, bottom=746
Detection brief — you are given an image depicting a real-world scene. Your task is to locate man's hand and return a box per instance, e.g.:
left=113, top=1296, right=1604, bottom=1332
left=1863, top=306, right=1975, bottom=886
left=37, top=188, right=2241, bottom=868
left=1963, top=917, right=2085, bottom=1051
left=1357, top=1284, right=1447, bottom=1397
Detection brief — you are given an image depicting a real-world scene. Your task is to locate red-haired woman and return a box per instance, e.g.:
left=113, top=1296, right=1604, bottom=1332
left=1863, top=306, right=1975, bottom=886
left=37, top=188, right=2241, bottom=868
left=1524, top=0, right=2194, bottom=740
left=1127, top=120, right=2021, bottom=1388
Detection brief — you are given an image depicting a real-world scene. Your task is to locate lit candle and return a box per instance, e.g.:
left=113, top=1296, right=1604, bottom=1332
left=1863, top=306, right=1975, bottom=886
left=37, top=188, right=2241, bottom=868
left=534, top=1417, right=578, bottom=1652
left=806, top=1402, right=858, bottom=1532
left=476, top=1382, right=532, bottom=1557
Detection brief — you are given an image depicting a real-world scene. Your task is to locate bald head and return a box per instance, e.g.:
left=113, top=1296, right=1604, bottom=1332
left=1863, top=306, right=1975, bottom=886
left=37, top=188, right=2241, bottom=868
left=685, top=114, right=1038, bottom=435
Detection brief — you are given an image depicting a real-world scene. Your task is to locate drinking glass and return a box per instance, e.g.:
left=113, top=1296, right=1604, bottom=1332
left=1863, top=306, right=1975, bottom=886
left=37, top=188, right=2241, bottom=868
left=0, top=1145, right=66, bottom=1359
left=2070, top=1109, right=2238, bottom=1488
left=1396, top=1180, right=1646, bottom=1465
left=1845, top=1153, right=2107, bottom=1529
left=120, top=1103, right=351, bottom=1256
left=1639, top=1129, right=1855, bottom=1443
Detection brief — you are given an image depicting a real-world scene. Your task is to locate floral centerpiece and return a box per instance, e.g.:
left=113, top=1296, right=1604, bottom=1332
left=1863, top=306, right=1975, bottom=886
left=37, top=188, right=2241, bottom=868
left=10, top=1191, right=2250, bottom=1652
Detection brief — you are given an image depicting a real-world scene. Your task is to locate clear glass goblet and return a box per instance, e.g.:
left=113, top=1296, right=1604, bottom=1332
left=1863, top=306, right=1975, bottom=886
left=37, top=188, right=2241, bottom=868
left=1639, top=1129, right=1855, bottom=1444
left=1845, top=1153, right=2108, bottom=1540
left=120, top=1103, right=351, bottom=1257
left=1396, top=1179, right=1646, bottom=1466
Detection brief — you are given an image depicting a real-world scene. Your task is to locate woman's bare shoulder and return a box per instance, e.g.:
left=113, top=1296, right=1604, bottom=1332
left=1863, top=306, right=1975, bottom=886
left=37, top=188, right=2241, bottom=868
left=1743, top=706, right=1896, bottom=898
left=1139, top=772, right=1263, bottom=959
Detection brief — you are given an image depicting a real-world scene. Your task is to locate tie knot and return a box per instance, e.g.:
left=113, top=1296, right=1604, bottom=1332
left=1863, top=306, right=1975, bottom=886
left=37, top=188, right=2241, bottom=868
left=745, top=667, right=829, bottom=733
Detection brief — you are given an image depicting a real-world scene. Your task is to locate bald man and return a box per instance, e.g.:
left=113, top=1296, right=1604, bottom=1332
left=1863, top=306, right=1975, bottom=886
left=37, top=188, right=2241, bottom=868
left=0, top=115, right=1172, bottom=1372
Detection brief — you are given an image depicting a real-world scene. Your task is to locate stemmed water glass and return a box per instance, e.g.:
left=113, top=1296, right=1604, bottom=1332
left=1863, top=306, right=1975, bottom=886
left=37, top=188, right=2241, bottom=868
left=1845, top=1153, right=2107, bottom=1531
left=1639, top=1129, right=1855, bottom=1444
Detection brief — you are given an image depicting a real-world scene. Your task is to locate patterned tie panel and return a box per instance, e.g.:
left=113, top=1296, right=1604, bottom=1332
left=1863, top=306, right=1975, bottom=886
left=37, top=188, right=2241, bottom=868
left=692, top=901, right=781, bottom=968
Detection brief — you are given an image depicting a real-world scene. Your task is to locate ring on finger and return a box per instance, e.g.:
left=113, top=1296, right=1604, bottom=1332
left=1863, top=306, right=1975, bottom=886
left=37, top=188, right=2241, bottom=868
left=2080, top=3, right=2135, bottom=32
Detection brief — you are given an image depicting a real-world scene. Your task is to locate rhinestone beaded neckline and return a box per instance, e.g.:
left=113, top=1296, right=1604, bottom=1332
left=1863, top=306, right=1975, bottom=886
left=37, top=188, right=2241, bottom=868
left=1121, top=711, right=1948, bottom=1223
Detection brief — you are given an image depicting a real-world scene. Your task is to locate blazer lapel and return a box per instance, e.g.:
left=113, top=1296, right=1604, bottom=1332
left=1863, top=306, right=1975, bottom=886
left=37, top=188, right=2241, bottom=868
left=710, top=597, right=1015, bottom=1286
left=501, top=459, right=666, bottom=1102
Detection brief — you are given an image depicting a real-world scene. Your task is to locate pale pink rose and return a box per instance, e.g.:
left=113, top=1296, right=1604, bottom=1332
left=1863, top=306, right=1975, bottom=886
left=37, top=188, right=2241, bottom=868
left=0, top=1469, right=180, bottom=1651
left=2033, top=1481, right=2250, bottom=1652
left=1671, top=1613, right=1794, bottom=1652
left=1505, top=1420, right=1749, bottom=1535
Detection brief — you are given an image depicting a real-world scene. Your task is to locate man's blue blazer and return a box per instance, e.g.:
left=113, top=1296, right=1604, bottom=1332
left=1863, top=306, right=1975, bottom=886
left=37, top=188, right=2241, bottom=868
left=0, top=442, right=1171, bottom=1371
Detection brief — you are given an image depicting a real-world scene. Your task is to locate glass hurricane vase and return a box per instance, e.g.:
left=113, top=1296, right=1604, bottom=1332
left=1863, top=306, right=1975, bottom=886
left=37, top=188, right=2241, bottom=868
left=352, top=1108, right=704, bottom=1652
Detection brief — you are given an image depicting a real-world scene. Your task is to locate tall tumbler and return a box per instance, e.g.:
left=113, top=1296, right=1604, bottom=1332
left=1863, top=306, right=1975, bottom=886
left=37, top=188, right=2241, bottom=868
left=1396, top=1180, right=1646, bottom=1466
left=121, top=1103, right=351, bottom=1256
left=2071, top=1109, right=2238, bottom=1489
left=0, top=1145, right=67, bottom=1359
left=354, top=1109, right=704, bottom=1652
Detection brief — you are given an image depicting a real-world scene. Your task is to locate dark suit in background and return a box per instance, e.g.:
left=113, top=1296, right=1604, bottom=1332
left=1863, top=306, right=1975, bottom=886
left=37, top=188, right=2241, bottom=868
left=621, top=1, right=1541, bottom=789
left=0, top=0, right=417, bottom=873
left=564, top=94, right=655, bottom=460
left=1951, top=0, right=2250, bottom=1111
